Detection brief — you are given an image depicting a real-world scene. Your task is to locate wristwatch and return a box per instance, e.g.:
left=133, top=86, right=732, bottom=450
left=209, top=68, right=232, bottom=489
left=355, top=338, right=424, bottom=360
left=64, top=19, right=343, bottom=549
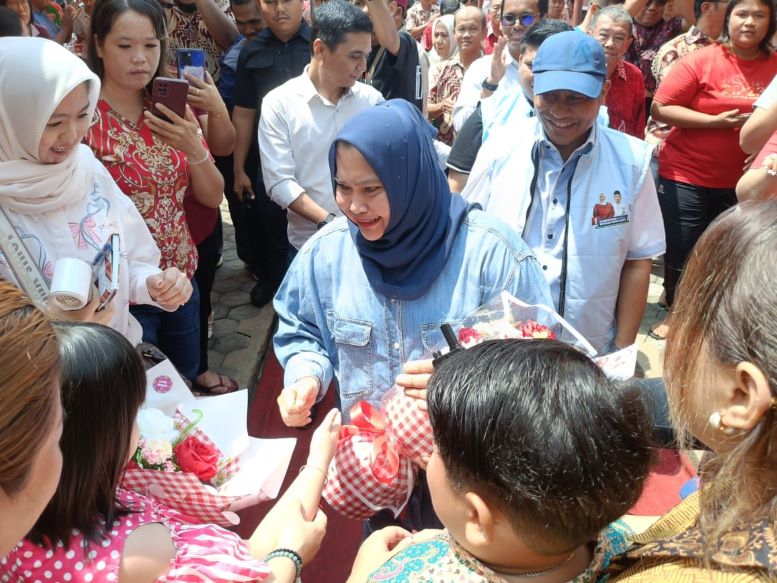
left=481, top=78, right=499, bottom=92
left=317, top=213, right=336, bottom=230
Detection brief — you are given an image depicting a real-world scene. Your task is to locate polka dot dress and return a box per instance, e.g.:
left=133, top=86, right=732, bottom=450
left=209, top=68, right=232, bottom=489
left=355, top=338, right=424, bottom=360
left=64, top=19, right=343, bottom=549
left=1, top=489, right=271, bottom=582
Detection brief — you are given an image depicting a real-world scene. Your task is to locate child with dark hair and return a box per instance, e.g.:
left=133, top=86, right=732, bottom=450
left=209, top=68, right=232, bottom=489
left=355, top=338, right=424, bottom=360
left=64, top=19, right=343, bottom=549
left=348, top=339, right=654, bottom=582
left=4, top=322, right=341, bottom=583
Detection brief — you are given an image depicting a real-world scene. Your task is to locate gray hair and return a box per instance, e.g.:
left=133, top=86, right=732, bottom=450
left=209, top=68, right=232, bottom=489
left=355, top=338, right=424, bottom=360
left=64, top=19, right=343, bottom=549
left=591, top=4, right=633, bottom=30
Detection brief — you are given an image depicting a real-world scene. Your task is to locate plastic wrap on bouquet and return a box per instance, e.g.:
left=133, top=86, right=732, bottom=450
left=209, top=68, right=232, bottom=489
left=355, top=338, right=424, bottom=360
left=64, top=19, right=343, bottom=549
left=449, top=292, right=597, bottom=356
left=122, top=369, right=296, bottom=526
left=323, top=402, right=417, bottom=520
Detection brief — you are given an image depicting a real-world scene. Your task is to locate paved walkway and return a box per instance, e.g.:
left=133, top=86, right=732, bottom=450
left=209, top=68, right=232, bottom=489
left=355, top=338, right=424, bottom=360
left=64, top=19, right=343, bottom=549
left=209, top=204, right=668, bottom=395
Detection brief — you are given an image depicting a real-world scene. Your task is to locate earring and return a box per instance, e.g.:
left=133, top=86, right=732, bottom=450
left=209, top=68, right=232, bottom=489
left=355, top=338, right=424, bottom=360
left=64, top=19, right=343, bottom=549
left=709, top=412, right=737, bottom=435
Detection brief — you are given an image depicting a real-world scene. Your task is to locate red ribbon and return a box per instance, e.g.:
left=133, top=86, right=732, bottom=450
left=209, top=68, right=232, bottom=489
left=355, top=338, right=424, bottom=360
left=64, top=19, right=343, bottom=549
left=339, top=401, right=401, bottom=485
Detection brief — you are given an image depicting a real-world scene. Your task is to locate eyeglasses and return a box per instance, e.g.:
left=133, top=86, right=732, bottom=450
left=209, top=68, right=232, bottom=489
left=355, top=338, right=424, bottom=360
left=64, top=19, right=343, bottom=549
left=500, top=13, right=535, bottom=27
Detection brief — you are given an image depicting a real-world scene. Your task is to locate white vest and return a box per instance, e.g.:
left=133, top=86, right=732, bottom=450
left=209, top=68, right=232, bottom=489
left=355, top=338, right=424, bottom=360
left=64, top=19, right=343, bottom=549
left=467, top=120, right=658, bottom=353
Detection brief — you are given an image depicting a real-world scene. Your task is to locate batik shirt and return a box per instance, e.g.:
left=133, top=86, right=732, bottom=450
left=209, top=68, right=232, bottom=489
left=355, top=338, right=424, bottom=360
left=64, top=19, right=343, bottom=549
left=85, top=98, right=204, bottom=278
left=368, top=522, right=633, bottom=582
left=625, top=16, right=683, bottom=97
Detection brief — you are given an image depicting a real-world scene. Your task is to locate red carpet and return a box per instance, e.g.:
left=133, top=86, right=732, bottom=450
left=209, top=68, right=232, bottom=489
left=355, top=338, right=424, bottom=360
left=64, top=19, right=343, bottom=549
left=236, top=349, right=363, bottom=583
left=629, top=448, right=697, bottom=516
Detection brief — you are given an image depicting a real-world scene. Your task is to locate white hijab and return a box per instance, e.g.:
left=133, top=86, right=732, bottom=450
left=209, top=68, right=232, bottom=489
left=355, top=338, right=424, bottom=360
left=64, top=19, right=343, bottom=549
left=428, top=15, right=458, bottom=69
left=0, top=37, right=101, bottom=215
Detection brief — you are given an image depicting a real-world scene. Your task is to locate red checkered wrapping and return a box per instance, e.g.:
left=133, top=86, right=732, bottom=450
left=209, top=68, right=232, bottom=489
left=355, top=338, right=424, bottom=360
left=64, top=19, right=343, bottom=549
left=121, top=419, right=243, bottom=526
left=323, top=430, right=416, bottom=520
left=383, top=390, right=433, bottom=464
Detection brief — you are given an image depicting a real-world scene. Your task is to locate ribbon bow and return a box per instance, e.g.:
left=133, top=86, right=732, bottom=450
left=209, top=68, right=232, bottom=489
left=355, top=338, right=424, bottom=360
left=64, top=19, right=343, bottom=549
left=340, top=401, right=401, bottom=485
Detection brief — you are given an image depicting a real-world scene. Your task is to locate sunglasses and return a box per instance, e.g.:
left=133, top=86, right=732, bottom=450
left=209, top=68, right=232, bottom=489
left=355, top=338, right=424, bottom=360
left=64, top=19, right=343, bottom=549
left=500, top=13, right=535, bottom=27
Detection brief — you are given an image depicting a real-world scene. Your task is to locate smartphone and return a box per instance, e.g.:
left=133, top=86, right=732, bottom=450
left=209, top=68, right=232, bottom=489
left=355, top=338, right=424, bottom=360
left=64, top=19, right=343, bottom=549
left=92, top=234, right=120, bottom=312
left=151, top=77, right=189, bottom=122
left=177, top=48, right=206, bottom=82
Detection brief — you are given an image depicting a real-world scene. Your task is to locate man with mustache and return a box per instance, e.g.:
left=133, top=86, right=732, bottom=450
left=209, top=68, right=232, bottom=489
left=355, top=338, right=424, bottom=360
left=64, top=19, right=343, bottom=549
left=462, top=32, right=665, bottom=355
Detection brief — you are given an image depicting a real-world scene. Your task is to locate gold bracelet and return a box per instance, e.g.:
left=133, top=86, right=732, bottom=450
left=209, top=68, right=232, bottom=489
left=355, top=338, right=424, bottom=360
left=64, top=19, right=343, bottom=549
left=299, top=464, right=328, bottom=485
left=189, top=150, right=210, bottom=166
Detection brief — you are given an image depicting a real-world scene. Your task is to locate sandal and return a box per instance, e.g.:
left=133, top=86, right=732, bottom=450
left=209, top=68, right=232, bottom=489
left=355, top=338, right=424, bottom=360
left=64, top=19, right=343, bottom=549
left=192, top=374, right=240, bottom=396
left=648, top=321, right=669, bottom=341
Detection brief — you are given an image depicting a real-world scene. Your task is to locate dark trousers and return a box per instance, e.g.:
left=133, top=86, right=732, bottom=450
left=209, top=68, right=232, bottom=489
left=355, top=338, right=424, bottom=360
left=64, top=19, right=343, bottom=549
left=193, top=218, right=222, bottom=375
left=131, top=279, right=201, bottom=381
left=657, top=177, right=737, bottom=306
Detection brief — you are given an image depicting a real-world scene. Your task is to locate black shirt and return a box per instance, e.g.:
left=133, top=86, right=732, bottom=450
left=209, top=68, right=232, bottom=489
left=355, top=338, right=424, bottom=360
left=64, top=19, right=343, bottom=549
left=233, top=21, right=312, bottom=112
left=446, top=103, right=483, bottom=175
left=366, top=30, right=423, bottom=111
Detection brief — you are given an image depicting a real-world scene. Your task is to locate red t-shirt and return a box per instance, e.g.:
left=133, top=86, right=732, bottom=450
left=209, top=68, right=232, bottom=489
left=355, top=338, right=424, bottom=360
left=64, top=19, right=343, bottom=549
left=655, top=44, right=777, bottom=189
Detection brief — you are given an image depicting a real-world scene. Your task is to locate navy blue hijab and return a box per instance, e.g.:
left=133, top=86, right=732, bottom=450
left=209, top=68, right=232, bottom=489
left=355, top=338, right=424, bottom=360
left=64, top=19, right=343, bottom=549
left=328, top=100, right=468, bottom=301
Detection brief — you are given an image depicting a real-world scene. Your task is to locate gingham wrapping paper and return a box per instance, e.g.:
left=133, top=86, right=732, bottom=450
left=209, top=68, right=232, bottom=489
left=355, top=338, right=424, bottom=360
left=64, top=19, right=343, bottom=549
left=323, top=431, right=416, bottom=520
left=121, top=419, right=243, bottom=527
left=383, top=391, right=434, bottom=464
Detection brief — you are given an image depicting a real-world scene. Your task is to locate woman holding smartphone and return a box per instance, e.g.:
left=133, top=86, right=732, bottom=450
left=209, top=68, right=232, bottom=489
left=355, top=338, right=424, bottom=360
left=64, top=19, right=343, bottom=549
left=84, top=0, right=236, bottom=393
left=647, top=0, right=777, bottom=341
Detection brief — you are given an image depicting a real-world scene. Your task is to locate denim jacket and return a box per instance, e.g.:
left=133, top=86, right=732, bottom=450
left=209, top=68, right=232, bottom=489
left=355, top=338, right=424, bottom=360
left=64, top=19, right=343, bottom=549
left=273, top=209, right=553, bottom=419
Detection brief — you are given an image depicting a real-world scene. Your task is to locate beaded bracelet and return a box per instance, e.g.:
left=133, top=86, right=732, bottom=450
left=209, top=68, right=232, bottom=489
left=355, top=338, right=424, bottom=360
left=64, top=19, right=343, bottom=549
left=266, top=548, right=303, bottom=581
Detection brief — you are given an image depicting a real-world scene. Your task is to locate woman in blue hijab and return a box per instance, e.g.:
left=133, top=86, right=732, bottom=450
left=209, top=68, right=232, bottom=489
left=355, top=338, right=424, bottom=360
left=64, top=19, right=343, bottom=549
left=273, top=99, right=551, bottom=427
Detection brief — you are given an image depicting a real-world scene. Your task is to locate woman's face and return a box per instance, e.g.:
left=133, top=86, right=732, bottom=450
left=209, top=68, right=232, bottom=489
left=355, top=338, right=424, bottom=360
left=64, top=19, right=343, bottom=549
left=433, top=22, right=451, bottom=58
left=727, top=0, right=771, bottom=50
left=0, top=386, right=63, bottom=558
left=38, top=83, right=91, bottom=164
left=334, top=143, right=391, bottom=242
left=96, top=10, right=161, bottom=94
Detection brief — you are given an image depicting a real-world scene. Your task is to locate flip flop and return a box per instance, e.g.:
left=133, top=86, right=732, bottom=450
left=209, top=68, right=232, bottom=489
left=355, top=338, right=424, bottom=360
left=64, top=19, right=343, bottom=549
left=648, top=322, right=668, bottom=341
left=192, top=374, right=240, bottom=396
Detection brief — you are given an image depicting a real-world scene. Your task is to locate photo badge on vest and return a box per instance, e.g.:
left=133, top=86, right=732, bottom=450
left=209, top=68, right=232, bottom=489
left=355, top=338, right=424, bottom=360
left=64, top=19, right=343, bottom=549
left=591, top=190, right=629, bottom=229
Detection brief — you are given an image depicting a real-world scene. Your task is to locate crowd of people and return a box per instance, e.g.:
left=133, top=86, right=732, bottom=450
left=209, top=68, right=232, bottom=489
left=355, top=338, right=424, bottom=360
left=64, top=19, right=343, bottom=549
left=1, top=0, right=777, bottom=578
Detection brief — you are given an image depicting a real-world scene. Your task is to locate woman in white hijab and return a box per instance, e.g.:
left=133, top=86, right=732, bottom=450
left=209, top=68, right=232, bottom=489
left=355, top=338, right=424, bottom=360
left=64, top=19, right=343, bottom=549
left=427, top=14, right=458, bottom=87
left=0, top=37, right=191, bottom=343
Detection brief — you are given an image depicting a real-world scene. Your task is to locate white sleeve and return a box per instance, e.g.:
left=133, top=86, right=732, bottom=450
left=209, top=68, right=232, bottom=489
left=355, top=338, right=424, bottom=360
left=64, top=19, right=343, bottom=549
left=627, top=171, right=666, bottom=260
left=258, top=91, right=304, bottom=209
left=452, top=57, right=490, bottom=132
left=755, top=75, right=777, bottom=110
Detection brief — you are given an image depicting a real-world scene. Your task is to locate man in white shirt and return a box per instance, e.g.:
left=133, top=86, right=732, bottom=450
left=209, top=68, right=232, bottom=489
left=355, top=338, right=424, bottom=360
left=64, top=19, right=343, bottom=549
left=451, top=0, right=545, bottom=131
left=259, top=0, right=384, bottom=254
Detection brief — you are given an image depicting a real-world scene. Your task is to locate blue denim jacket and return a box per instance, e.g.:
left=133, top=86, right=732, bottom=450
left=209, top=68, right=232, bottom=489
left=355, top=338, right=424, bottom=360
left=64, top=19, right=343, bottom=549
left=273, top=209, right=553, bottom=420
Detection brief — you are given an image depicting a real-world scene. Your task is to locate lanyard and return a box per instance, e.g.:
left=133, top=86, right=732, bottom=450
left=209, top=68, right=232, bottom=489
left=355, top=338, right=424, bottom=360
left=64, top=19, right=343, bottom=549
left=521, top=144, right=582, bottom=318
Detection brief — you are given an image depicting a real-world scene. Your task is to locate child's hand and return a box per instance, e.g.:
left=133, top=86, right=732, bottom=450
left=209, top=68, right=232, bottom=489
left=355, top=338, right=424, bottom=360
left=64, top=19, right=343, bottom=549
left=307, top=408, right=342, bottom=471
left=346, top=527, right=413, bottom=583
left=396, top=359, right=434, bottom=410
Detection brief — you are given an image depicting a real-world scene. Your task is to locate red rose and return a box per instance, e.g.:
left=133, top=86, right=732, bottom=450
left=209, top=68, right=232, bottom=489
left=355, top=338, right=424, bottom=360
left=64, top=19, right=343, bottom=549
left=174, top=436, right=220, bottom=482
left=458, top=327, right=481, bottom=345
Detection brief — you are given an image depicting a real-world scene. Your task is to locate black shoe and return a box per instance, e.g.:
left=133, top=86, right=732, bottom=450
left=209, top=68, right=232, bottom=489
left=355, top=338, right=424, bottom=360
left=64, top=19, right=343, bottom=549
left=250, top=281, right=275, bottom=307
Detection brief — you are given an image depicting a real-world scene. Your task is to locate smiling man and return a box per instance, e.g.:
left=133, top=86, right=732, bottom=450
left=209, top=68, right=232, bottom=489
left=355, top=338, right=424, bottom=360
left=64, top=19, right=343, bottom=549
left=462, top=31, right=665, bottom=354
left=258, top=0, right=384, bottom=255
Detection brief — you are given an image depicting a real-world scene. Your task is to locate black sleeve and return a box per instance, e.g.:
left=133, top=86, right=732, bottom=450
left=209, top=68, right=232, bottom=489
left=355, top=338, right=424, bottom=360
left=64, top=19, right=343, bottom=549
left=232, top=44, right=258, bottom=109
left=387, top=31, right=423, bottom=110
left=446, top=104, right=483, bottom=174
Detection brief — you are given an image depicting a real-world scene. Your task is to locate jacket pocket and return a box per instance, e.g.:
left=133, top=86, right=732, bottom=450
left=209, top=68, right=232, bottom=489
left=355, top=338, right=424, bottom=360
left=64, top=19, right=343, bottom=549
left=327, top=313, right=374, bottom=398
left=420, top=319, right=463, bottom=354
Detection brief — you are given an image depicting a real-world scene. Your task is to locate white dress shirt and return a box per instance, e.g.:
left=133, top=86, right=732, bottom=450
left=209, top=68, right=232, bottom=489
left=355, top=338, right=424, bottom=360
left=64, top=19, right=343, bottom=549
left=259, top=68, right=384, bottom=250
left=451, top=50, right=521, bottom=132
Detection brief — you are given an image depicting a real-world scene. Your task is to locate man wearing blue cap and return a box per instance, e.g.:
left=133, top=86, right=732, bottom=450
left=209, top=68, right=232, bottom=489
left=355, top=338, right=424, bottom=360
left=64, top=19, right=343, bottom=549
left=462, top=31, right=665, bottom=356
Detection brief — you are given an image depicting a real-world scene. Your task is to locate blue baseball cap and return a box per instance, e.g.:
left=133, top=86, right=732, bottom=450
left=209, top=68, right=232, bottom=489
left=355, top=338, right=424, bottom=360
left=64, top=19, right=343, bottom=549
left=532, top=31, right=607, bottom=99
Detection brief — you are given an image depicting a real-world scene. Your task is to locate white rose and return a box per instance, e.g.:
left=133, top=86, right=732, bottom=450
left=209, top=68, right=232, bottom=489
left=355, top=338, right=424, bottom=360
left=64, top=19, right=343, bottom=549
left=137, top=408, right=179, bottom=443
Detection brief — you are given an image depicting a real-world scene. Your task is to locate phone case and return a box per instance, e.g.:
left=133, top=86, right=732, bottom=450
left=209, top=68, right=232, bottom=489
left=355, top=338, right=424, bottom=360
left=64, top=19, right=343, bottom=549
left=177, top=48, right=207, bottom=81
left=151, top=77, right=189, bottom=122
left=92, top=234, right=120, bottom=312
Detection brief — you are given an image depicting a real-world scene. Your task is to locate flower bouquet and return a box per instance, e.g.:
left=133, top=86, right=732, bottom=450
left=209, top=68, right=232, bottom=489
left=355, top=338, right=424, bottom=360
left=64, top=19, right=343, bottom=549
left=451, top=292, right=596, bottom=355
left=323, top=399, right=422, bottom=521
left=122, top=360, right=296, bottom=526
